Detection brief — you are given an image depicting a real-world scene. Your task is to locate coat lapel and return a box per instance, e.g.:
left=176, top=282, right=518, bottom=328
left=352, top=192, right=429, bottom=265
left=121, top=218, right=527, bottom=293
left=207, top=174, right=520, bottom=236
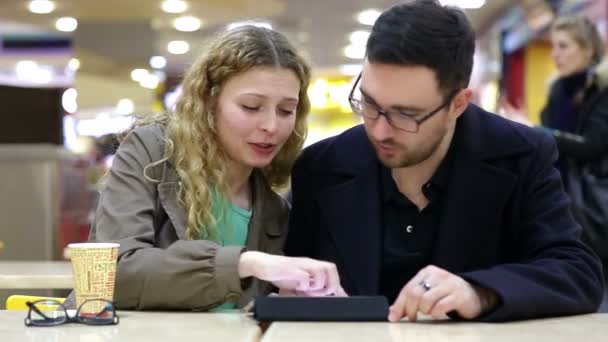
left=432, top=107, right=528, bottom=270
left=157, top=162, right=188, bottom=240
left=157, top=181, right=188, bottom=240
left=432, top=158, right=518, bottom=270
left=317, top=163, right=382, bottom=295
left=248, top=170, right=285, bottom=253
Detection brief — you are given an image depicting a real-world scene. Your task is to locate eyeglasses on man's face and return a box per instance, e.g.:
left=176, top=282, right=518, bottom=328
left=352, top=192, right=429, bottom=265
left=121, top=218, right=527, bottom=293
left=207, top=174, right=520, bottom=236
left=348, top=73, right=461, bottom=133
left=24, top=299, right=119, bottom=327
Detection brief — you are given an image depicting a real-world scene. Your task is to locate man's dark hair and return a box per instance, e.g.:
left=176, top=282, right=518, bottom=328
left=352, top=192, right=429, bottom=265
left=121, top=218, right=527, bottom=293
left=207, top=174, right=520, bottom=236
left=366, top=0, right=475, bottom=96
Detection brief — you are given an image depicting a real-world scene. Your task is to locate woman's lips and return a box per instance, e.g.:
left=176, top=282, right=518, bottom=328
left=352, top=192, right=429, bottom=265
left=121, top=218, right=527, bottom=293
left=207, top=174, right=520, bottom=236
left=249, top=143, right=276, bottom=155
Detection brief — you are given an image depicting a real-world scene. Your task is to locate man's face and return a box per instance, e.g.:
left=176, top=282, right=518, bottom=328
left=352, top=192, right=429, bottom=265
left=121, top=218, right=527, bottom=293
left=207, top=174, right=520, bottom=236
left=357, top=62, right=458, bottom=168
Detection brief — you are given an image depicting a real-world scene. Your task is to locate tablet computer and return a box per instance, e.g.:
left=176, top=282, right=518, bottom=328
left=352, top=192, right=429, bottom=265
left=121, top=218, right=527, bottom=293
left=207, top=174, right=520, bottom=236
left=253, top=296, right=389, bottom=322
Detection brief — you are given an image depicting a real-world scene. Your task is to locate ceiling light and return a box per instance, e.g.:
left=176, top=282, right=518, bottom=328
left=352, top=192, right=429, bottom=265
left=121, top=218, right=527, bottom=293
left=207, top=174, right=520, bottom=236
left=62, top=88, right=78, bottom=113
left=116, top=98, right=135, bottom=115
left=68, top=58, right=80, bottom=71
left=16, top=61, right=53, bottom=84
left=349, top=31, right=370, bottom=46
left=439, top=0, right=486, bottom=9
left=28, top=0, right=55, bottom=14
left=130, top=69, right=149, bottom=82
left=357, top=9, right=381, bottom=26
left=174, top=16, right=202, bottom=32
left=15, top=60, right=38, bottom=80
left=150, top=56, right=167, bottom=69
left=56, top=17, right=78, bottom=32
left=343, top=45, right=366, bottom=60
left=139, top=74, right=160, bottom=89
left=167, top=40, right=189, bottom=55
left=16, top=60, right=38, bottom=76
left=161, top=0, right=188, bottom=14
left=227, top=21, right=272, bottom=31
left=35, top=68, right=53, bottom=84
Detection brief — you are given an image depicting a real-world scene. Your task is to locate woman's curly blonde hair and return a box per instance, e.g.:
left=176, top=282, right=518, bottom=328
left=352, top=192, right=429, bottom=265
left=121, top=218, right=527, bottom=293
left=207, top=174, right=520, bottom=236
left=132, top=26, right=310, bottom=240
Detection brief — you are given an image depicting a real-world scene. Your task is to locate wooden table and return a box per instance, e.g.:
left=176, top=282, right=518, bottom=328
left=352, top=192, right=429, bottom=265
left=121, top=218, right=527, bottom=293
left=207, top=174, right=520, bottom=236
left=0, top=310, right=261, bottom=342
left=261, top=313, right=608, bottom=342
left=0, top=261, right=73, bottom=289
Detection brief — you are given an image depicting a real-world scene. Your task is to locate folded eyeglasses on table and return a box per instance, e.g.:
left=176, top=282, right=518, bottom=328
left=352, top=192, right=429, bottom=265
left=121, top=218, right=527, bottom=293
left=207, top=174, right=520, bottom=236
left=24, top=299, right=119, bottom=327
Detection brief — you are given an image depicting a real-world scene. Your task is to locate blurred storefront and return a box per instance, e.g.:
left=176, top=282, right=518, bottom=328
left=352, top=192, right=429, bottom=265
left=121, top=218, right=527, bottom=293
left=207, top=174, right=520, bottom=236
left=0, top=34, right=127, bottom=264
left=306, top=72, right=361, bottom=146
left=0, top=34, right=73, bottom=262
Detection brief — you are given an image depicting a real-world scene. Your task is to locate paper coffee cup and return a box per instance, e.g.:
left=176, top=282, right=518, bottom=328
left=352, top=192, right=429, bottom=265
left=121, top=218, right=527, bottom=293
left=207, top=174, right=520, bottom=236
left=68, top=243, right=119, bottom=313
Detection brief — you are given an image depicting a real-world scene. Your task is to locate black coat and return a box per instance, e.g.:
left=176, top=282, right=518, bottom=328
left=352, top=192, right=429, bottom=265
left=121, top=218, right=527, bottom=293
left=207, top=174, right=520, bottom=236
left=541, top=72, right=608, bottom=163
left=286, top=104, right=604, bottom=321
left=541, top=70, right=608, bottom=260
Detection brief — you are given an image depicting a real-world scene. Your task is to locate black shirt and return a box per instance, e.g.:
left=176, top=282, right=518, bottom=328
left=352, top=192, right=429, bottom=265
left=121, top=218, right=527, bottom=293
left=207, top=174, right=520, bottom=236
left=379, top=148, right=454, bottom=303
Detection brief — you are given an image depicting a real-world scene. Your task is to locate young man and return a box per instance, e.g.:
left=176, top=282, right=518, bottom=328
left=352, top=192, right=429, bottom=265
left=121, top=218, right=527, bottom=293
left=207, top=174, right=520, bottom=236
left=286, top=0, right=604, bottom=322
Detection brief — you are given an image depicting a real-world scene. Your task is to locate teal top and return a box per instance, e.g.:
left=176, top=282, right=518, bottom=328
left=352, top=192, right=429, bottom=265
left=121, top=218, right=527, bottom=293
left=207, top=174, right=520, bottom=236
left=202, top=190, right=252, bottom=310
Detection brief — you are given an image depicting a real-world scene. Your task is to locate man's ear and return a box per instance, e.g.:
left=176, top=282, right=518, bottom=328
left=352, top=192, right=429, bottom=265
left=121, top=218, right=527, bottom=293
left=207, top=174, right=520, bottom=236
left=449, top=88, right=473, bottom=120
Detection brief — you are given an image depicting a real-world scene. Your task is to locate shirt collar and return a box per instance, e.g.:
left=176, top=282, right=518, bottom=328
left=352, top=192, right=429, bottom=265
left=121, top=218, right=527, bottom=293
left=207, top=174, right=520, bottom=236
left=380, top=140, right=455, bottom=204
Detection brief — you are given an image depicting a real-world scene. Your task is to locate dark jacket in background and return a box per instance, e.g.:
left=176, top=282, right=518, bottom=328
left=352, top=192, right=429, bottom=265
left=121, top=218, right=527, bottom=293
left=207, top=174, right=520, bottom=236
left=286, top=104, right=604, bottom=321
left=541, top=64, right=608, bottom=261
left=541, top=65, right=608, bottom=164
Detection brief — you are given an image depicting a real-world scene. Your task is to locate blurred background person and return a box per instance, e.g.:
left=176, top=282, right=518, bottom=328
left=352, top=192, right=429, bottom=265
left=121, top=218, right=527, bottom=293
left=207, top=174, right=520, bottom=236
left=502, top=16, right=608, bottom=270
left=541, top=15, right=608, bottom=311
left=541, top=15, right=606, bottom=181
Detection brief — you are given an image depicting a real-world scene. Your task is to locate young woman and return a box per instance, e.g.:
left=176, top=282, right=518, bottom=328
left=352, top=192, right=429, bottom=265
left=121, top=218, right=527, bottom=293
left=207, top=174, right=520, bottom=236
left=541, top=15, right=607, bottom=177
left=541, top=16, right=608, bottom=312
left=89, top=26, right=343, bottom=310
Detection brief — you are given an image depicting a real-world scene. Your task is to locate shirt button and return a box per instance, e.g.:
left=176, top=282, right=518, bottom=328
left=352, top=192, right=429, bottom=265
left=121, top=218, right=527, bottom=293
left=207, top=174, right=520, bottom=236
left=405, top=225, right=414, bottom=233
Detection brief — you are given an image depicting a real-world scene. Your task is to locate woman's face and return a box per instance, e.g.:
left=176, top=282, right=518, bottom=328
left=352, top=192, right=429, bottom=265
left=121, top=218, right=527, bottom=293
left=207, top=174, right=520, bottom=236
left=215, top=66, right=300, bottom=171
left=551, top=30, right=593, bottom=76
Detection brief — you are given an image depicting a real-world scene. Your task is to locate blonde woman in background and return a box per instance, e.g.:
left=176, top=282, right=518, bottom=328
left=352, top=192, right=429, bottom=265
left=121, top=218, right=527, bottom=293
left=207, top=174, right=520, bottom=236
left=80, top=26, right=344, bottom=310
left=541, top=15, right=607, bottom=181
left=541, top=15, right=608, bottom=312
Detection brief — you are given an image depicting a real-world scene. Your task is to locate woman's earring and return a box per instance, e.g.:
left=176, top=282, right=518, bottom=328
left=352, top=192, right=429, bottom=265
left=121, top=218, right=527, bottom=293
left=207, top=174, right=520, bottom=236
left=207, top=112, right=215, bottom=130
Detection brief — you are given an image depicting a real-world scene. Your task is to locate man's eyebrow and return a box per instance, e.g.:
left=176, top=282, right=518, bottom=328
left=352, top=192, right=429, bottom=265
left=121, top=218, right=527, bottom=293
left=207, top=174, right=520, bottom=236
left=359, top=88, right=425, bottom=113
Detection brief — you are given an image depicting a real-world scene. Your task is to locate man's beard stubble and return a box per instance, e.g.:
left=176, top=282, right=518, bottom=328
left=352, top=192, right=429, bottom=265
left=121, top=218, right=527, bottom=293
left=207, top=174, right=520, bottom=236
left=374, top=126, right=447, bottom=169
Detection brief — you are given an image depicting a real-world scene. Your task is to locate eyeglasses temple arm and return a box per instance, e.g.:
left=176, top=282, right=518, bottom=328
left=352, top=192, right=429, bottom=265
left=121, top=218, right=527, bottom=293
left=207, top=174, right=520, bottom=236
left=26, top=301, right=55, bottom=321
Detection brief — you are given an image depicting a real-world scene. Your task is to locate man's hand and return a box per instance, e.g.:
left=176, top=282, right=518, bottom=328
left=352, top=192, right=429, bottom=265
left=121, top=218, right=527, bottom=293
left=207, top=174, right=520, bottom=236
left=388, top=265, right=499, bottom=322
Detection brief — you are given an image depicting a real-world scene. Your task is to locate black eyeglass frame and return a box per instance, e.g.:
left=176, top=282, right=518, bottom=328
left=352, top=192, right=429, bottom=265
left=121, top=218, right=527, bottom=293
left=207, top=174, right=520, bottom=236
left=348, top=72, right=461, bottom=133
left=24, top=299, right=119, bottom=327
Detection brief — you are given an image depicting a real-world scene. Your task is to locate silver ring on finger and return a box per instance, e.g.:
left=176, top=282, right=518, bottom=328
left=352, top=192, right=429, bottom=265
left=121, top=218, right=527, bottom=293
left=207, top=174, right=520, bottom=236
left=418, top=280, right=432, bottom=291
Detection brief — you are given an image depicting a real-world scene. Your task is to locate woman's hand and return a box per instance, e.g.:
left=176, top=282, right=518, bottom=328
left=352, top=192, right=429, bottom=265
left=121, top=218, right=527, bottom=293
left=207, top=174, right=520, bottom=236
left=277, top=287, right=348, bottom=297
left=238, top=251, right=346, bottom=296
